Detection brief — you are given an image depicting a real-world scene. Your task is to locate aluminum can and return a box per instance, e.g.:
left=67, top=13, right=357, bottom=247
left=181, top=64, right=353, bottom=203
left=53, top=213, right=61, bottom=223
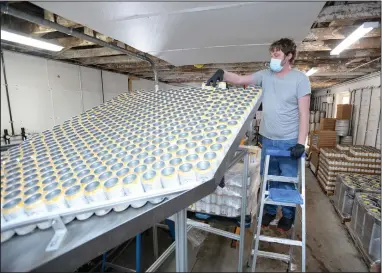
left=122, top=173, right=146, bottom=208
left=195, top=161, right=214, bottom=183
left=104, top=177, right=128, bottom=212
left=1, top=214, right=15, bottom=243
left=178, top=163, right=196, bottom=185
left=2, top=198, right=36, bottom=235
left=65, top=185, right=93, bottom=220
left=142, top=170, right=164, bottom=204
left=44, top=188, right=74, bottom=224
left=24, top=192, right=51, bottom=229
left=160, top=166, right=180, bottom=189
left=84, top=181, right=111, bottom=216
left=204, top=151, right=219, bottom=170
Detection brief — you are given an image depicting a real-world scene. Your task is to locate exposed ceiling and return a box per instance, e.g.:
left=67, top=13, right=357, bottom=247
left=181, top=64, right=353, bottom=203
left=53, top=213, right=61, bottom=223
left=32, top=1, right=325, bottom=65
left=1, top=1, right=381, bottom=90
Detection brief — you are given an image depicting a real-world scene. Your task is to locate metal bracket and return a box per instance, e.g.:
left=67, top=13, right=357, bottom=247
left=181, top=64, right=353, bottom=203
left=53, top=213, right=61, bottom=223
left=45, top=217, right=67, bottom=252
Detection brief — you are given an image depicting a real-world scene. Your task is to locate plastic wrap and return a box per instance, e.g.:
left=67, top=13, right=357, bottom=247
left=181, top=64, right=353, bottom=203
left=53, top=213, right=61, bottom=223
left=333, top=173, right=380, bottom=219
left=189, top=147, right=261, bottom=218
left=350, top=192, right=381, bottom=262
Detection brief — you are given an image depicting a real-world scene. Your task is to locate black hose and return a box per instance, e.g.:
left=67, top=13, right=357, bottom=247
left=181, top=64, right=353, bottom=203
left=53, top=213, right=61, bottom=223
left=0, top=50, right=15, bottom=135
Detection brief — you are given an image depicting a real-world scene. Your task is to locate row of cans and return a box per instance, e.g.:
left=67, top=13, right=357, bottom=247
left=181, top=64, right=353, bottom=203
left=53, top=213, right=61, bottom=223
left=190, top=201, right=242, bottom=218
left=1, top=157, right=218, bottom=242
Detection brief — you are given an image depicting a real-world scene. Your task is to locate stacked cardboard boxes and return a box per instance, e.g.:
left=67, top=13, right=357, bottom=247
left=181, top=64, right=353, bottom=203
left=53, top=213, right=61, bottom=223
left=317, top=145, right=381, bottom=193
left=319, top=118, right=336, bottom=130
left=311, top=130, right=337, bottom=150
left=309, top=123, right=337, bottom=175
left=336, top=104, right=352, bottom=120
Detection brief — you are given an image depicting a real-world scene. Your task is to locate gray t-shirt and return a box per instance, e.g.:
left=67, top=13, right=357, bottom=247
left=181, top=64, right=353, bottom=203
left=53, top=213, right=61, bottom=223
left=252, top=69, right=311, bottom=140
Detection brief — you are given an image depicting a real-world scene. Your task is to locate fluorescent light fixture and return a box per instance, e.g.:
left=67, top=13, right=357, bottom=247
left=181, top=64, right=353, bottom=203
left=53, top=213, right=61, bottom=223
left=1, top=30, right=64, bottom=52
left=330, top=22, right=379, bottom=55
left=306, top=68, right=318, bottom=76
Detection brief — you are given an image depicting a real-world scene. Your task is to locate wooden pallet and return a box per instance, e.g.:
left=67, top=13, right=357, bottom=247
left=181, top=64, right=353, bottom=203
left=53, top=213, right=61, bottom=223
left=329, top=198, right=351, bottom=224
left=309, top=162, right=317, bottom=177
left=317, top=174, right=334, bottom=196
left=344, top=222, right=375, bottom=270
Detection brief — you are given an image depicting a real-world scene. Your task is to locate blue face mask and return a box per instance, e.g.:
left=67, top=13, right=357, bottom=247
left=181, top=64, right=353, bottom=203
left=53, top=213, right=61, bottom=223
left=269, top=58, right=283, bottom=72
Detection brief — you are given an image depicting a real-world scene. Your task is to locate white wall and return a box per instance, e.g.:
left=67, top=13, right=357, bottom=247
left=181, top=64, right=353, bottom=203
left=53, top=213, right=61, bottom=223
left=312, top=72, right=381, bottom=148
left=0, top=50, right=128, bottom=134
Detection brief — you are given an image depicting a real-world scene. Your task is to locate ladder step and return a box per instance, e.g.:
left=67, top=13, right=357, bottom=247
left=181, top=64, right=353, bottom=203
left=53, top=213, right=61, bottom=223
left=254, top=250, right=291, bottom=262
left=267, top=175, right=298, bottom=183
left=264, top=199, right=297, bottom=207
left=256, top=235, right=302, bottom=246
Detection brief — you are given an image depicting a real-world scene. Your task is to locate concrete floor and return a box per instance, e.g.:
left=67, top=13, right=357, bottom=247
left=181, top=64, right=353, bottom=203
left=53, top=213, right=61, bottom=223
left=101, top=168, right=368, bottom=272
left=162, top=168, right=368, bottom=272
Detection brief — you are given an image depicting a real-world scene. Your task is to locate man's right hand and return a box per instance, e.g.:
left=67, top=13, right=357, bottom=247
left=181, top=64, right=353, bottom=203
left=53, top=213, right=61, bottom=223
left=206, top=69, right=224, bottom=87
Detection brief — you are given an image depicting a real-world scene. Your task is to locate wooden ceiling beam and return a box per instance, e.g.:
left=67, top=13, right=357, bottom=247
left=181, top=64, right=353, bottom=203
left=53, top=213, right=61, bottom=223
left=79, top=55, right=170, bottom=66
left=51, top=37, right=95, bottom=48
left=57, top=47, right=123, bottom=59
left=296, top=49, right=380, bottom=61
left=299, top=37, right=380, bottom=51
left=305, top=25, right=380, bottom=41
left=118, top=60, right=380, bottom=75
left=44, top=10, right=81, bottom=28
left=315, top=2, right=381, bottom=23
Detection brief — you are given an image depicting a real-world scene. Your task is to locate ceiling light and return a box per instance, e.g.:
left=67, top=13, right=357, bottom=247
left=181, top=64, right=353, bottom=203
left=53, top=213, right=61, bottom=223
left=330, top=22, right=379, bottom=55
left=306, top=68, right=318, bottom=76
left=1, top=30, right=64, bottom=52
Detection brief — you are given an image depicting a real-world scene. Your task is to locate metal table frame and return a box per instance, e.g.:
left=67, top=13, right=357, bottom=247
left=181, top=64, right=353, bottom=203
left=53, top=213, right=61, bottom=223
left=148, top=149, right=251, bottom=272
left=1, top=99, right=261, bottom=272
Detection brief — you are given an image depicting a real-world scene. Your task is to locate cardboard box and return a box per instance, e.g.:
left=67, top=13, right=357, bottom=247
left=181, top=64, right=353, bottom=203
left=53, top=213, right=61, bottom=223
left=336, top=104, right=352, bottom=120
left=310, top=150, right=319, bottom=175
left=319, top=118, right=336, bottom=131
left=311, top=130, right=337, bottom=150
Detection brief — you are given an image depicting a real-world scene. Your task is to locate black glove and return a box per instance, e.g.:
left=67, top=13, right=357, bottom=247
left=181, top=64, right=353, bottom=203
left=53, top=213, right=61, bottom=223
left=206, top=69, right=224, bottom=87
left=218, top=176, right=225, bottom=188
left=288, top=144, right=305, bottom=159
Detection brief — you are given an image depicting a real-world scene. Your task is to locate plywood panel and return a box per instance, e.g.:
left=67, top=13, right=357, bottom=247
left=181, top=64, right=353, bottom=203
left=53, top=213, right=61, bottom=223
left=155, top=44, right=271, bottom=66
left=364, top=87, right=380, bottom=147
left=35, top=2, right=324, bottom=65
left=47, top=60, right=81, bottom=92
left=51, top=89, right=83, bottom=125
left=102, top=71, right=128, bottom=95
left=352, top=90, right=361, bottom=144
left=3, top=51, right=49, bottom=90
left=8, top=84, right=54, bottom=133
left=83, top=91, right=102, bottom=111
left=104, top=92, right=121, bottom=102
left=80, top=66, right=102, bottom=94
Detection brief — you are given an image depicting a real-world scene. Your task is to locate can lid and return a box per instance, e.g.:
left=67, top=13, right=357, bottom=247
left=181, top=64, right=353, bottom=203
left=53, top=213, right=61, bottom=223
left=104, top=177, right=120, bottom=190
left=2, top=197, right=23, bottom=212
left=84, top=181, right=101, bottom=194
left=45, top=188, right=63, bottom=203
left=24, top=192, right=43, bottom=208
left=179, top=163, right=193, bottom=173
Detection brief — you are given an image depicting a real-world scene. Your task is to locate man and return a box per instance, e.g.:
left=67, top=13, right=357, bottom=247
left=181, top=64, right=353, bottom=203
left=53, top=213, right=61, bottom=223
left=206, top=38, right=310, bottom=231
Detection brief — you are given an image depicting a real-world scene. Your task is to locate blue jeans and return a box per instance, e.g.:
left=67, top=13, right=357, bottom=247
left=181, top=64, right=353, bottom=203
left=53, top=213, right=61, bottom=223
left=260, top=136, right=298, bottom=219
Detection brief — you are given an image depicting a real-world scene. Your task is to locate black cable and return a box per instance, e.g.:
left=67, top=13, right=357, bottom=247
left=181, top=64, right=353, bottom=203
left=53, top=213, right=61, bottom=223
left=1, top=49, right=15, bottom=135
left=101, top=70, right=105, bottom=103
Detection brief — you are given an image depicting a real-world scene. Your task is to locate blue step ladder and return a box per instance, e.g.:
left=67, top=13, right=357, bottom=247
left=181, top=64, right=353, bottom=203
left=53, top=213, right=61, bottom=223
left=249, top=149, right=306, bottom=272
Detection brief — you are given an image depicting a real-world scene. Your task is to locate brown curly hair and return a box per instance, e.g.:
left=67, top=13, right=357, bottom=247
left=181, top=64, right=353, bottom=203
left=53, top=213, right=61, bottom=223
left=269, top=38, right=297, bottom=64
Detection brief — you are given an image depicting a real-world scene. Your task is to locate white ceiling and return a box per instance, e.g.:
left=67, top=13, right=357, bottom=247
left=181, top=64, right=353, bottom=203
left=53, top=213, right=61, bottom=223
left=35, top=2, right=325, bottom=66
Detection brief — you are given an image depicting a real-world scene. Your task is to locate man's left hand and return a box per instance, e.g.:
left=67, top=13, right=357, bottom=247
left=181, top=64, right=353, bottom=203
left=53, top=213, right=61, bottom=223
left=288, top=144, right=305, bottom=158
